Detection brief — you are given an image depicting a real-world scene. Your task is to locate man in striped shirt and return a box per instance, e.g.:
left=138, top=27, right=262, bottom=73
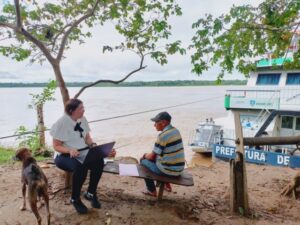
left=140, top=111, right=185, bottom=197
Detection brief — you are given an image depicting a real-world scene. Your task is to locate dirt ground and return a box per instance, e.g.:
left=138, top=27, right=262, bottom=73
left=0, top=156, right=300, bottom=225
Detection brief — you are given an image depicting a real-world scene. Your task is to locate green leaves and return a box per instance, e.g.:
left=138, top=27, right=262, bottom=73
left=0, top=0, right=184, bottom=84
left=153, top=20, right=167, bottom=33
left=3, top=4, right=15, bottom=14
left=29, top=80, right=57, bottom=108
left=102, top=0, right=184, bottom=68
left=190, top=0, right=300, bottom=78
left=0, top=15, right=7, bottom=23
left=0, top=46, right=31, bottom=61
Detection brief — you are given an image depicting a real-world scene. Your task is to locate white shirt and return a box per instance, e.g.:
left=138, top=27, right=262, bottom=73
left=50, top=114, right=91, bottom=158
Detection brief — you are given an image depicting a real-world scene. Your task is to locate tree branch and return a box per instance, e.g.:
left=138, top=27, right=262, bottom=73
left=0, top=21, right=56, bottom=64
left=14, top=0, right=22, bottom=29
left=20, top=28, right=56, bottom=64
left=0, top=22, right=17, bottom=30
left=74, top=55, right=146, bottom=99
left=1, top=1, right=56, bottom=65
left=232, top=20, right=300, bottom=33
left=56, top=0, right=100, bottom=62
left=51, top=24, right=72, bottom=51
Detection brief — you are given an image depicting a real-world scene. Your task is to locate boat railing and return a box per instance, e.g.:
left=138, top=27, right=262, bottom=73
left=280, top=89, right=300, bottom=107
left=226, top=89, right=280, bottom=99
left=225, top=88, right=300, bottom=109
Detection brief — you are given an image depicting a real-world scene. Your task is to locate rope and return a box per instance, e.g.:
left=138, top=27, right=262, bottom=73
left=88, top=96, right=221, bottom=123
left=0, top=96, right=222, bottom=140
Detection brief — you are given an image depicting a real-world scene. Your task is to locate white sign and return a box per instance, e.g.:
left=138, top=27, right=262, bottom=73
left=230, top=98, right=280, bottom=110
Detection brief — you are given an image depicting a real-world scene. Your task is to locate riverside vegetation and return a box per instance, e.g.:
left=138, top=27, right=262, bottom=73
left=0, top=80, right=246, bottom=88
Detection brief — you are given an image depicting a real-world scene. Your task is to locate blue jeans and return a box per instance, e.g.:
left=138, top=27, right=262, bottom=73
left=141, top=159, right=165, bottom=192
left=55, top=154, right=104, bottom=200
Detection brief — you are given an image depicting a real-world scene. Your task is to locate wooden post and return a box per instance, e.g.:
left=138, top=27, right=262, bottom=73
left=37, top=104, right=46, bottom=148
left=65, top=171, right=72, bottom=189
left=158, top=182, right=165, bottom=201
left=230, top=112, right=249, bottom=215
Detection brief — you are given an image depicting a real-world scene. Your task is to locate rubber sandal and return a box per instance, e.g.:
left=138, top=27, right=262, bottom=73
left=142, top=190, right=157, bottom=197
left=165, top=183, right=172, bottom=192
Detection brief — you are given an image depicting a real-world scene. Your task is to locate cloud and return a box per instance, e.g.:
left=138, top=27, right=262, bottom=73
left=0, top=70, right=19, bottom=80
left=0, top=0, right=263, bottom=82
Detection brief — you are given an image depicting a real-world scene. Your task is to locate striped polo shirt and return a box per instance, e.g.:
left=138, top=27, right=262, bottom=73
left=153, top=124, right=185, bottom=176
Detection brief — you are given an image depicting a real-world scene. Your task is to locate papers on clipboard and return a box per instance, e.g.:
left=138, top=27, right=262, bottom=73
left=119, top=164, right=139, bottom=176
left=104, top=158, right=114, bottom=164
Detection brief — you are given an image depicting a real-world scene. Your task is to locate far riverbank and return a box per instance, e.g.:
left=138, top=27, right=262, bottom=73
left=0, top=79, right=246, bottom=88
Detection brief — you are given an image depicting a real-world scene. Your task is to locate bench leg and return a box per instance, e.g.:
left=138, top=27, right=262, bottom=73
left=158, top=182, right=165, bottom=201
left=65, top=171, right=73, bottom=189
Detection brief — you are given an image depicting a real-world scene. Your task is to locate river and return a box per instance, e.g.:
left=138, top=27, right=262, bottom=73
left=0, top=86, right=233, bottom=160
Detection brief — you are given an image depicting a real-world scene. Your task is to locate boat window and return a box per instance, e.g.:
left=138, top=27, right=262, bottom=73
left=281, top=116, right=293, bottom=129
left=296, top=117, right=300, bottom=130
left=286, top=73, right=300, bottom=85
left=256, top=73, right=281, bottom=85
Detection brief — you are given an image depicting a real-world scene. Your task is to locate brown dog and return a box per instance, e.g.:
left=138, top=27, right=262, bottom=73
left=15, top=148, right=50, bottom=225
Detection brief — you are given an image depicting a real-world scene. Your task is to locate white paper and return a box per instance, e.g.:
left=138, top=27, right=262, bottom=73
left=119, top=164, right=139, bottom=176
left=104, top=158, right=114, bottom=165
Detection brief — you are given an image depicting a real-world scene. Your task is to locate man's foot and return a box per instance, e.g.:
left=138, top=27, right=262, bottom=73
left=83, top=192, right=101, bottom=209
left=165, top=183, right=172, bottom=192
left=142, top=189, right=157, bottom=197
left=70, top=198, right=88, bottom=214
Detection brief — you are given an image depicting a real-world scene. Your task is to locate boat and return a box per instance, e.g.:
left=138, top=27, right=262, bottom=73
left=189, top=40, right=300, bottom=161
left=189, top=118, right=223, bottom=153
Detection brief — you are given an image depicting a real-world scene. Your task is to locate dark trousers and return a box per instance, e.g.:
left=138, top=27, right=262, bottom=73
left=55, top=154, right=104, bottom=200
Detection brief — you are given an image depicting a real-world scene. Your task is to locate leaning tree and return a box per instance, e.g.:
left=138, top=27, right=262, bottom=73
left=0, top=0, right=185, bottom=105
left=189, top=0, right=300, bottom=80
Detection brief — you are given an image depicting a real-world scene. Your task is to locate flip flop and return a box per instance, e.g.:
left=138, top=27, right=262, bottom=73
left=142, top=190, right=157, bottom=197
left=164, top=183, right=172, bottom=192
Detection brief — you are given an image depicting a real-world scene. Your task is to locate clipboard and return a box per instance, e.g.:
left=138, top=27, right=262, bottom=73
left=83, top=141, right=115, bottom=164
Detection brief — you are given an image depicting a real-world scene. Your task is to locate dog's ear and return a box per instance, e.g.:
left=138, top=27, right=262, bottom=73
left=15, top=148, right=31, bottom=160
left=15, top=149, right=23, bottom=161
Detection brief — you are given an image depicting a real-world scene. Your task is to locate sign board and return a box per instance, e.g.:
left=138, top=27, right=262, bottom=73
left=213, top=144, right=300, bottom=168
left=229, top=97, right=280, bottom=110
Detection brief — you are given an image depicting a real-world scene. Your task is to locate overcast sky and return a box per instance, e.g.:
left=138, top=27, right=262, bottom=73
left=0, top=0, right=263, bottom=83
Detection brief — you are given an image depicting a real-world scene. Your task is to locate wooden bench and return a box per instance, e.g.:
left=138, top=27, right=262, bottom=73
left=104, top=162, right=194, bottom=200
left=62, top=162, right=194, bottom=200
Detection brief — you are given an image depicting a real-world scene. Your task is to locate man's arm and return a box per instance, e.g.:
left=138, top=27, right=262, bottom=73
left=143, top=152, right=156, bottom=161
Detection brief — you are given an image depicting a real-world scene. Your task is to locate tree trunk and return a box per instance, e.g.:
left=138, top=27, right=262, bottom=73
left=52, top=62, right=70, bottom=106
left=37, top=104, right=46, bottom=148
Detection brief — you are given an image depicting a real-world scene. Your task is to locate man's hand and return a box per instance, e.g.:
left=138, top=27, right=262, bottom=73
left=141, top=152, right=156, bottom=161
left=69, top=149, right=80, bottom=158
left=108, top=148, right=116, bottom=158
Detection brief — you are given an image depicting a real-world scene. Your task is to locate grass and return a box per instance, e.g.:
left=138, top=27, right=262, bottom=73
left=0, top=147, right=15, bottom=164
left=0, top=146, right=52, bottom=165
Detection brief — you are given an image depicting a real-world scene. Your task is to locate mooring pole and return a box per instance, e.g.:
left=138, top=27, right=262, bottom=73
left=230, top=112, right=249, bottom=215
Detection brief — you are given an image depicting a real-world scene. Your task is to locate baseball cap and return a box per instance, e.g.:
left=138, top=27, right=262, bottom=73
left=151, top=111, right=172, bottom=122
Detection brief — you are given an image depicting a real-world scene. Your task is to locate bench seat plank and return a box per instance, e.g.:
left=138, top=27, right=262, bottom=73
left=103, top=162, right=194, bottom=186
